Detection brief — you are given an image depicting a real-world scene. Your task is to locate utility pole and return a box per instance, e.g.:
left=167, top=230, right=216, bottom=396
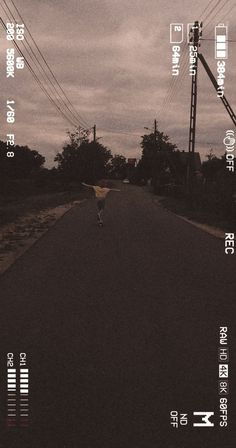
left=154, top=119, right=157, bottom=145
left=144, top=120, right=158, bottom=148
left=78, top=126, right=82, bottom=146
left=187, top=21, right=201, bottom=193
left=198, top=52, right=236, bottom=126
left=93, top=124, right=96, bottom=142
left=188, top=21, right=201, bottom=154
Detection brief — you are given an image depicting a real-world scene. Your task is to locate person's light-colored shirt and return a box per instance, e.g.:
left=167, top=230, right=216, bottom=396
left=92, top=186, right=111, bottom=199
left=82, top=182, right=120, bottom=198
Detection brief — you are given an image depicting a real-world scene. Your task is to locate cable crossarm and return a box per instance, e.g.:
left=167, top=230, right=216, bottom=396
left=198, top=52, right=236, bottom=127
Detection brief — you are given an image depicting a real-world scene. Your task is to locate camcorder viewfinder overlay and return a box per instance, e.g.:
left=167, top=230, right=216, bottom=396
left=0, top=0, right=235, bottom=447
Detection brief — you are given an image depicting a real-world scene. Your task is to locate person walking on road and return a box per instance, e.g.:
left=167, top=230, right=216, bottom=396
left=82, top=181, right=120, bottom=226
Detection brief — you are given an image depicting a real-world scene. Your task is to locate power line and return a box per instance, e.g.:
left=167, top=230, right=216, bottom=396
left=157, top=0, right=234, bottom=125
left=220, top=2, right=236, bottom=21
left=0, top=17, right=80, bottom=128
left=204, top=0, right=231, bottom=30
left=201, top=38, right=236, bottom=42
left=158, top=45, right=190, bottom=119
left=102, top=129, right=141, bottom=137
left=199, top=0, right=217, bottom=20
left=9, top=0, right=90, bottom=129
left=158, top=0, right=219, bottom=118
left=1, top=1, right=90, bottom=129
left=1, top=2, right=85, bottom=129
left=202, top=0, right=226, bottom=23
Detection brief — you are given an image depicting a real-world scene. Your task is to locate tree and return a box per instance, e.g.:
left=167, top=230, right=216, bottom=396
left=107, top=154, right=127, bottom=179
left=202, top=151, right=224, bottom=180
left=67, top=127, right=90, bottom=146
left=0, top=140, right=45, bottom=180
left=140, top=126, right=177, bottom=180
left=141, top=130, right=177, bottom=154
left=55, top=132, right=112, bottom=183
left=206, top=148, right=215, bottom=161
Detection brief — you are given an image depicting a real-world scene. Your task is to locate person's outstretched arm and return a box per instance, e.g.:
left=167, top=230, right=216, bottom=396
left=82, top=182, right=94, bottom=188
left=110, top=188, right=121, bottom=192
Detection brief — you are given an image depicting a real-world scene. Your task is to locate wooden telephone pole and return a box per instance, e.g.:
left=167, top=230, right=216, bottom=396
left=154, top=119, right=157, bottom=145
left=188, top=21, right=201, bottom=154
left=93, top=124, right=96, bottom=142
left=187, top=21, right=201, bottom=192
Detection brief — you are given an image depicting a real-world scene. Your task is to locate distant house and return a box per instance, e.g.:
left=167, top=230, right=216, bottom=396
left=126, top=158, right=137, bottom=179
left=178, top=151, right=201, bottom=173
left=151, top=151, right=202, bottom=193
left=153, top=151, right=201, bottom=181
left=127, top=158, right=137, bottom=167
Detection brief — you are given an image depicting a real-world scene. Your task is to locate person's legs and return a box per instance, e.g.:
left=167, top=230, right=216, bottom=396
left=97, top=199, right=105, bottom=224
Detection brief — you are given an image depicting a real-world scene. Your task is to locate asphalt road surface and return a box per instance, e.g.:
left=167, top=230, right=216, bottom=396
left=0, top=184, right=235, bottom=448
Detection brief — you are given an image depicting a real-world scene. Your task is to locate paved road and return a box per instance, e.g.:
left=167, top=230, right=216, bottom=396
left=0, top=184, right=235, bottom=447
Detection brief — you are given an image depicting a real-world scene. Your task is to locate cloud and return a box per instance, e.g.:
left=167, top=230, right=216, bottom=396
left=0, top=0, right=235, bottom=167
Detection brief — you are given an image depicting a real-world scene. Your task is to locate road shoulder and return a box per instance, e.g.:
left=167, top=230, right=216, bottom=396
left=0, top=200, right=84, bottom=275
left=153, top=195, right=225, bottom=239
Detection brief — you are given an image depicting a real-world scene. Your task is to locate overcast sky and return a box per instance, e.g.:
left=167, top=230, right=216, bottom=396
left=1, top=0, right=235, bottom=167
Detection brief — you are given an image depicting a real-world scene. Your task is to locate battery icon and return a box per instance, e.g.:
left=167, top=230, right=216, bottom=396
left=215, top=24, right=228, bottom=59
left=170, top=23, right=183, bottom=44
